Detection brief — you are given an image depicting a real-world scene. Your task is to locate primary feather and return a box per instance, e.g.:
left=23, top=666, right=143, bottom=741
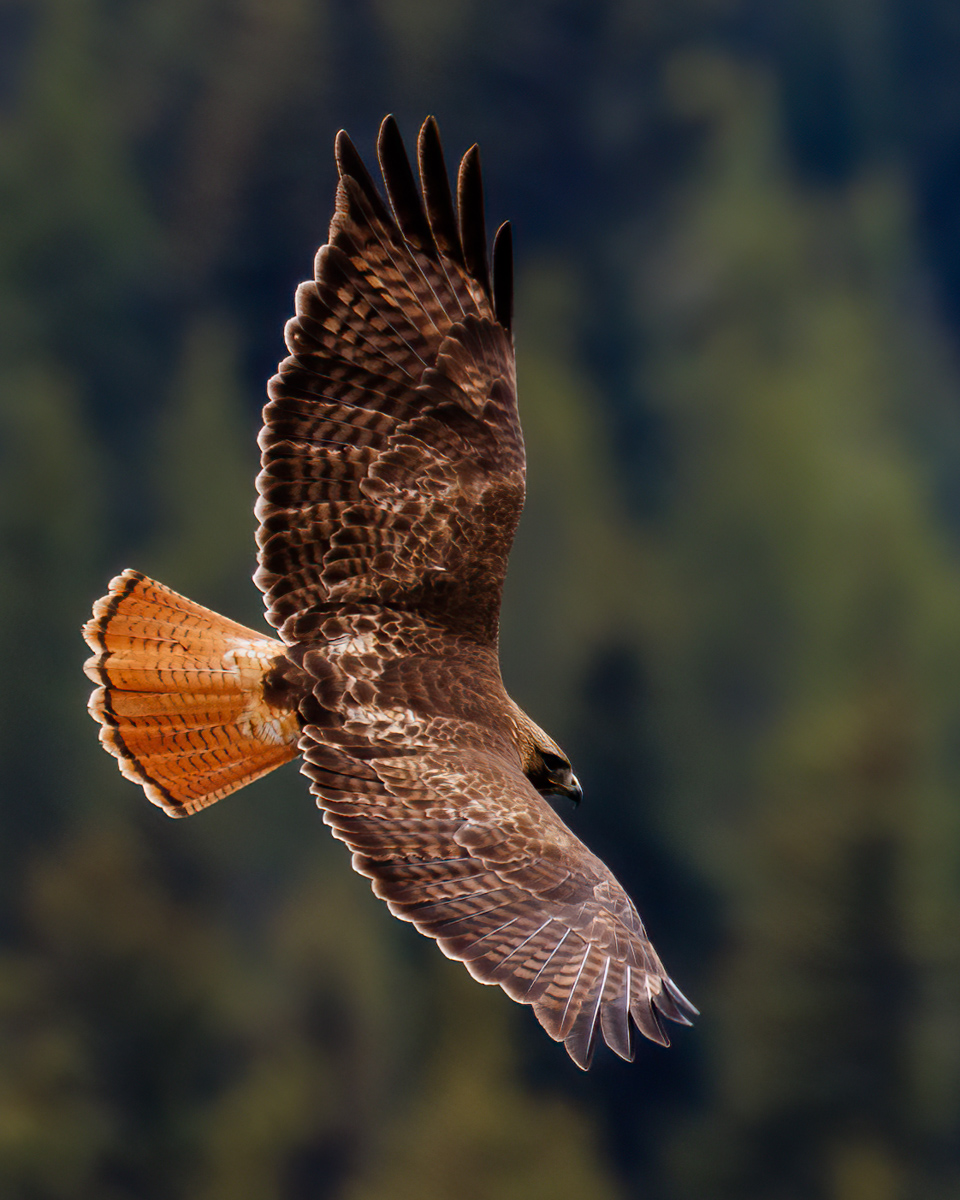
left=83, top=116, right=696, bottom=1068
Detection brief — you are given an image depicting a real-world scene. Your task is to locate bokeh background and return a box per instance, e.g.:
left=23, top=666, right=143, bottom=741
left=3, top=1, right=960, bottom=1197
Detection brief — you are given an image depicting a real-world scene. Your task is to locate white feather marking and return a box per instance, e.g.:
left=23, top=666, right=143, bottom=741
left=490, top=917, right=554, bottom=971
left=524, top=927, right=571, bottom=996
left=558, top=944, right=593, bottom=1035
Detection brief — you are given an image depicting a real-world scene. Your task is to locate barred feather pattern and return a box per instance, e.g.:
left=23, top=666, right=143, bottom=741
left=83, top=117, right=696, bottom=1068
left=255, top=116, right=523, bottom=648
left=285, top=598, right=696, bottom=1068
left=83, top=571, right=300, bottom=816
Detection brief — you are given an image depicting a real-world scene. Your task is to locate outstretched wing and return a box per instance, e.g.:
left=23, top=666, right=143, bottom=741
left=299, top=696, right=697, bottom=1070
left=257, top=117, right=696, bottom=1067
left=256, top=115, right=521, bottom=647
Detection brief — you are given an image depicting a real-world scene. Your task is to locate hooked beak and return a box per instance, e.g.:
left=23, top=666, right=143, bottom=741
left=535, top=765, right=583, bottom=807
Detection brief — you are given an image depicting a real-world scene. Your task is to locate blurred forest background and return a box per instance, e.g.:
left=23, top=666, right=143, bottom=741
left=3, top=1, right=960, bottom=1197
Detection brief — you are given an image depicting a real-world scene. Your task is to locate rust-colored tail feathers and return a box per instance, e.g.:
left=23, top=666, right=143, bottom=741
left=83, top=570, right=301, bottom=816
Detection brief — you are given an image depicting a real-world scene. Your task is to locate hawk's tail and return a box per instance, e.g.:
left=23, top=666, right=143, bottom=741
left=82, top=570, right=301, bottom=817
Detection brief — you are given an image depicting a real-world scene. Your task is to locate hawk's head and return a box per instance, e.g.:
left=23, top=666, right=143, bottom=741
left=528, top=748, right=580, bottom=806
left=527, top=745, right=583, bottom=807
left=510, top=705, right=583, bottom=805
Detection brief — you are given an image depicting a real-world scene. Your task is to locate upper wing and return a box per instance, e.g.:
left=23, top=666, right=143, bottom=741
left=298, top=693, right=697, bottom=1070
left=256, top=116, right=522, bottom=647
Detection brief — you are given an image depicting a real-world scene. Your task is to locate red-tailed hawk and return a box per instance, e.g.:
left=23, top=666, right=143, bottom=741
left=83, top=116, right=696, bottom=1068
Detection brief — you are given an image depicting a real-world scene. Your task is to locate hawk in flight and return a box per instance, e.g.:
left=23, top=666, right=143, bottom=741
left=83, top=117, right=696, bottom=1068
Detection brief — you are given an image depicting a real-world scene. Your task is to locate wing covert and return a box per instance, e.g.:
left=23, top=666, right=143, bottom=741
left=298, top=709, right=696, bottom=1070
left=256, top=116, right=522, bottom=647
left=83, top=114, right=696, bottom=1072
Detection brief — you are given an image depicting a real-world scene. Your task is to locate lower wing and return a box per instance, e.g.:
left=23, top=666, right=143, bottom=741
left=300, top=722, right=696, bottom=1069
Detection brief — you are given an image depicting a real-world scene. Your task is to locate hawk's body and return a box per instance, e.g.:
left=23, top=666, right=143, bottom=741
left=84, top=117, right=696, bottom=1068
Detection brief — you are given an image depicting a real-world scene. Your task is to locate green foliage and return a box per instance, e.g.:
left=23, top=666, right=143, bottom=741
left=346, top=966, right=623, bottom=1200
left=503, top=260, right=647, bottom=737
left=4, top=3, right=960, bottom=1198
left=0, top=363, right=103, bottom=855
left=144, top=313, right=260, bottom=618
left=642, top=51, right=960, bottom=1198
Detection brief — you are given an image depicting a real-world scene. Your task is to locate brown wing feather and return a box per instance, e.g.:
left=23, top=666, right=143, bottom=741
left=252, top=118, right=696, bottom=1067
left=294, top=628, right=696, bottom=1069
left=82, top=117, right=694, bottom=1067
left=255, top=115, right=521, bottom=646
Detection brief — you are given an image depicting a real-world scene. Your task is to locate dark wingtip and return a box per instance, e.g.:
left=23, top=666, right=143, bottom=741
left=457, top=144, right=491, bottom=299
left=420, top=114, right=441, bottom=148
left=337, top=116, right=508, bottom=325
left=661, top=976, right=700, bottom=1021
left=418, top=115, right=465, bottom=267
left=631, top=997, right=671, bottom=1047
left=334, top=128, right=392, bottom=227
left=564, top=1018, right=599, bottom=1071
left=334, top=129, right=361, bottom=180
left=378, top=114, right=436, bottom=254
left=493, top=221, right=513, bottom=333
left=376, top=113, right=402, bottom=169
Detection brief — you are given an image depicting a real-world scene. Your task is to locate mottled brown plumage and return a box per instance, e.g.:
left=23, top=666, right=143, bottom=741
left=83, top=116, right=696, bottom=1068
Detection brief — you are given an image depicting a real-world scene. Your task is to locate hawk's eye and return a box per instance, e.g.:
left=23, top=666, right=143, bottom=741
left=539, top=750, right=568, bottom=773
